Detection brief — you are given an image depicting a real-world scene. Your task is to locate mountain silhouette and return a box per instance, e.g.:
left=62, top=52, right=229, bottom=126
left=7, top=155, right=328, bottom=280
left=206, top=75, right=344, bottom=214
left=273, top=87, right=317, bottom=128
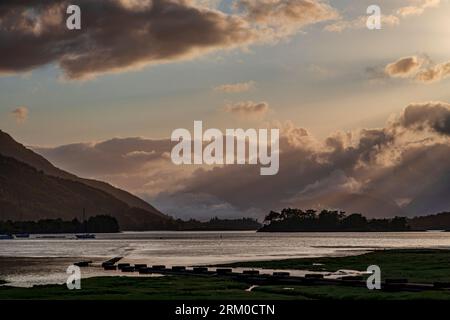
left=0, top=130, right=175, bottom=230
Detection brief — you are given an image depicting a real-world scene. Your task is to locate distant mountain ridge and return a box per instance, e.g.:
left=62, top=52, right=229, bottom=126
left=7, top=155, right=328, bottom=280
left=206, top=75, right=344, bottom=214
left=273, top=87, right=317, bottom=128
left=0, top=130, right=164, bottom=216
left=0, top=130, right=173, bottom=230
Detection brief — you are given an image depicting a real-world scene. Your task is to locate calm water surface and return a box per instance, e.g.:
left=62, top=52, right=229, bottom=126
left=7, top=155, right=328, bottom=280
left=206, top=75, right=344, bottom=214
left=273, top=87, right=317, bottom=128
left=0, top=231, right=449, bottom=287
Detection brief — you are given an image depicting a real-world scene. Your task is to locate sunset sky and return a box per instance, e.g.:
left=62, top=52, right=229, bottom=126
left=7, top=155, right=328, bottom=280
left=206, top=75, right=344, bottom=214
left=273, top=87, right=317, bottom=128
left=1, top=0, right=449, bottom=220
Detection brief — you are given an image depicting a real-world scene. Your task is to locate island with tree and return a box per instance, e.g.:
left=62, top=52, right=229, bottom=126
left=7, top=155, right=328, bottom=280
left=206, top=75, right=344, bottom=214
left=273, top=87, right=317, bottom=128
left=259, top=208, right=450, bottom=232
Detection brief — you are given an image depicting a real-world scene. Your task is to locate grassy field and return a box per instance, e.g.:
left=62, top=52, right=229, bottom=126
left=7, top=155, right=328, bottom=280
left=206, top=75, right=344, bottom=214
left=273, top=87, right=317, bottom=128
left=220, top=249, right=450, bottom=283
left=1, top=249, right=450, bottom=300
left=1, top=274, right=450, bottom=300
left=0, top=276, right=291, bottom=300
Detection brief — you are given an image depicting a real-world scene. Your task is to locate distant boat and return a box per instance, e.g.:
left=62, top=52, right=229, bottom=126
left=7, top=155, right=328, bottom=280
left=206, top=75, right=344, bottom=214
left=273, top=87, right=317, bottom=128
left=14, top=233, right=30, bottom=238
left=75, top=233, right=96, bottom=239
left=0, top=234, right=14, bottom=240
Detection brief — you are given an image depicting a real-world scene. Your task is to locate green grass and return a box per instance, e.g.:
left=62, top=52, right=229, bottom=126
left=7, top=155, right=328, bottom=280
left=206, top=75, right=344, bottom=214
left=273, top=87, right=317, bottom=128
left=2, top=274, right=450, bottom=300
left=2, top=249, right=450, bottom=300
left=0, top=276, right=294, bottom=300
left=220, top=249, right=450, bottom=283
left=254, top=285, right=450, bottom=300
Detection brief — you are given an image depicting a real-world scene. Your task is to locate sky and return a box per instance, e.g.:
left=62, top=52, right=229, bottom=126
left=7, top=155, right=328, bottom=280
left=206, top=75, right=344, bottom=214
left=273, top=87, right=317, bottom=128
left=1, top=0, right=450, bottom=220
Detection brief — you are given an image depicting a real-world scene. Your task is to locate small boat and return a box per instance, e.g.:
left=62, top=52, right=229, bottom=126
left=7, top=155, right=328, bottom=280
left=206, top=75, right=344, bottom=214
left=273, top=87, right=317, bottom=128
left=0, top=234, right=14, bottom=240
left=75, top=233, right=96, bottom=239
left=14, top=233, right=30, bottom=238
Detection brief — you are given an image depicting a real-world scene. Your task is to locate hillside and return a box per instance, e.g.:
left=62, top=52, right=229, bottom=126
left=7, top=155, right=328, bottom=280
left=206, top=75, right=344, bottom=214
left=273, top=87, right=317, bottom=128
left=0, top=130, right=175, bottom=230
left=0, top=130, right=165, bottom=218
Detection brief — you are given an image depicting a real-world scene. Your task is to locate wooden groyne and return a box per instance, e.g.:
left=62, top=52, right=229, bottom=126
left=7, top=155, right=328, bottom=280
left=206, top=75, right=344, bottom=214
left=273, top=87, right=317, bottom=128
left=92, top=259, right=450, bottom=293
left=102, top=257, right=123, bottom=267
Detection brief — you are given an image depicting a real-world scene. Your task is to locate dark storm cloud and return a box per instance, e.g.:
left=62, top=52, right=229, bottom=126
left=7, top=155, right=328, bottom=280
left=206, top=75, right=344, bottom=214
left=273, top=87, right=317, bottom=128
left=0, top=0, right=337, bottom=79
left=0, top=0, right=256, bottom=79
left=34, top=102, right=450, bottom=219
left=399, top=102, right=450, bottom=135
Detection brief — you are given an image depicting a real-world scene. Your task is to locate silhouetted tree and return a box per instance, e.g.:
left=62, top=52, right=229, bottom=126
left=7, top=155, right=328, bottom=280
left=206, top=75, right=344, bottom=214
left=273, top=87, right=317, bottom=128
left=318, top=210, right=343, bottom=230
left=342, top=213, right=368, bottom=231
left=264, top=211, right=282, bottom=224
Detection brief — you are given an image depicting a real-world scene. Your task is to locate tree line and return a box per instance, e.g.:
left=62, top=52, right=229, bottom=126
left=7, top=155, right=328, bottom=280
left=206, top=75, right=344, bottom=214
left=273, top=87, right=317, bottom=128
left=0, top=215, right=261, bottom=234
left=259, top=208, right=410, bottom=232
left=176, top=217, right=261, bottom=231
left=0, top=215, right=120, bottom=234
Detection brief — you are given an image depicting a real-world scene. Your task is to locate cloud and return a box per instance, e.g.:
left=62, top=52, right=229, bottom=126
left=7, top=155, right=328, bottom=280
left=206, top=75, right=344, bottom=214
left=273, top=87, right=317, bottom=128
left=151, top=192, right=258, bottom=220
left=118, top=0, right=154, bottom=11
left=325, top=15, right=399, bottom=32
left=384, top=56, right=423, bottom=78
left=325, top=0, right=440, bottom=32
left=308, top=64, right=334, bottom=78
left=415, top=61, right=450, bottom=83
left=398, top=102, right=450, bottom=135
left=293, top=170, right=363, bottom=200
left=0, top=0, right=338, bottom=80
left=214, top=81, right=255, bottom=93
left=223, top=101, right=269, bottom=118
left=35, top=102, right=450, bottom=219
left=35, top=137, right=172, bottom=176
left=383, top=55, right=450, bottom=83
left=193, top=0, right=223, bottom=10
left=237, top=0, right=338, bottom=37
left=396, top=0, right=440, bottom=17
left=11, top=107, right=29, bottom=124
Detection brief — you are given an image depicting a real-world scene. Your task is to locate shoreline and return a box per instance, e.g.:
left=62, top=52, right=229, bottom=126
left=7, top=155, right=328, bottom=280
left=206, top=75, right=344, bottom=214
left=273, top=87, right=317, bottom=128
left=1, top=248, right=450, bottom=300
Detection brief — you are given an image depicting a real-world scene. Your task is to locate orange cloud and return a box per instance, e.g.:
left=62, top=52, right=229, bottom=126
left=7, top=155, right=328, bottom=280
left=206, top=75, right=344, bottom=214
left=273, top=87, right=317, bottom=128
left=397, top=0, right=440, bottom=17
left=384, top=56, right=423, bottom=78
left=224, top=101, right=270, bottom=118
left=383, top=55, right=450, bottom=84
